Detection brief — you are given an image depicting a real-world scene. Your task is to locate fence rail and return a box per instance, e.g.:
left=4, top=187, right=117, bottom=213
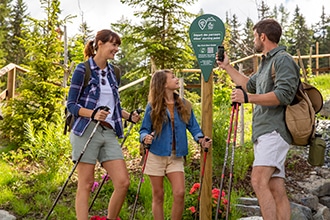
left=0, top=63, right=29, bottom=101
left=1, top=51, right=329, bottom=102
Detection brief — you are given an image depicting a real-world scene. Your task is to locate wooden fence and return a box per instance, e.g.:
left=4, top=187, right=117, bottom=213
left=0, top=63, right=29, bottom=101
left=1, top=51, right=329, bottom=102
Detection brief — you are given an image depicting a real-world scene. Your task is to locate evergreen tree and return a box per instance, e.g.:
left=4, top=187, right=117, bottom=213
left=68, top=21, right=94, bottom=65
left=312, top=5, right=330, bottom=71
left=286, top=5, right=313, bottom=56
left=112, top=0, right=197, bottom=110
left=257, top=0, right=272, bottom=20
left=6, top=0, right=28, bottom=64
left=241, top=17, right=255, bottom=74
left=277, top=3, right=290, bottom=47
left=118, top=0, right=196, bottom=71
left=0, top=0, right=12, bottom=66
left=0, top=0, right=69, bottom=146
left=228, top=14, right=244, bottom=60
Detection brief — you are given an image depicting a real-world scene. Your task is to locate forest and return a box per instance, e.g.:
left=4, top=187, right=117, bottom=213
left=0, top=0, right=330, bottom=219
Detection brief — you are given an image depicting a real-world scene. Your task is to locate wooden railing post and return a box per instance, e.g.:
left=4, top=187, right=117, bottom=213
left=7, top=68, right=16, bottom=99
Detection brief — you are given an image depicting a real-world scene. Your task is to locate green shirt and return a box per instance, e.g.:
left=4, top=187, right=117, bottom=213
left=246, top=46, right=300, bottom=144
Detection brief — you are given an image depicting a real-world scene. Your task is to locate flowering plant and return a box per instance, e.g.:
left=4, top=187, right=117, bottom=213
left=90, top=216, right=107, bottom=220
left=185, top=183, right=228, bottom=219
left=90, top=217, right=121, bottom=220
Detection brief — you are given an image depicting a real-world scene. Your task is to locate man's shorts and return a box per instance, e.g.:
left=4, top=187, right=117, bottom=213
left=70, top=121, right=123, bottom=164
left=253, top=130, right=290, bottom=178
left=144, top=151, right=184, bottom=176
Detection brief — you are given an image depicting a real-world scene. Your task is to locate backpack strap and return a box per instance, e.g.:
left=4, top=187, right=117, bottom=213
left=84, top=60, right=121, bottom=85
left=113, top=65, right=121, bottom=85
left=83, top=61, right=91, bottom=87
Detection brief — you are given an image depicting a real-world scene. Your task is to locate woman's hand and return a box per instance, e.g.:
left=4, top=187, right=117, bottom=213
left=129, top=110, right=141, bottom=124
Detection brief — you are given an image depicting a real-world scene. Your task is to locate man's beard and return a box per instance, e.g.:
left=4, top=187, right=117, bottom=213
left=254, top=45, right=263, bottom=53
left=254, top=42, right=263, bottom=53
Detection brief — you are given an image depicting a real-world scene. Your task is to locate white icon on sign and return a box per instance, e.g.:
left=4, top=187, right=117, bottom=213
left=198, top=17, right=216, bottom=30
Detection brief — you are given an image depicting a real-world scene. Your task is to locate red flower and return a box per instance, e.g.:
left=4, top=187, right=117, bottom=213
left=187, top=206, right=196, bottom=213
left=212, top=188, right=220, bottom=199
left=189, top=183, right=200, bottom=194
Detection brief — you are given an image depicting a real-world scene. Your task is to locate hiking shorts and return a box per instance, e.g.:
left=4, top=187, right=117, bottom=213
left=70, top=121, right=123, bottom=164
left=144, top=151, right=184, bottom=176
left=253, top=130, right=290, bottom=178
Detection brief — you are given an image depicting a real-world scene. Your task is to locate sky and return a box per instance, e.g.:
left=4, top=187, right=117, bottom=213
left=27, top=0, right=329, bottom=38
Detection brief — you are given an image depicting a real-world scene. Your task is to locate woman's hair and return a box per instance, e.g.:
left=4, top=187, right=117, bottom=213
left=253, top=18, right=282, bottom=44
left=84, top=29, right=121, bottom=59
left=148, top=69, right=190, bottom=136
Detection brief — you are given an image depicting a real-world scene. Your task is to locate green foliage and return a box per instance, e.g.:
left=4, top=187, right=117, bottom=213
left=309, top=73, right=330, bottom=100
left=6, top=0, right=29, bottom=64
left=0, top=0, right=68, bottom=146
left=112, top=0, right=198, bottom=110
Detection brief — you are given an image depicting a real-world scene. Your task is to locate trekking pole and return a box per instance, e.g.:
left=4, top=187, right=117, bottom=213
left=214, top=103, right=236, bottom=220
left=89, top=108, right=144, bottom=212
left=130, top=134, right=153, bottom=220
left=121, top=109, right=144, bottom=148
left=45, top=106, right=109, bottom=220
left=225, top=102, right=240, bottom=220
left=195, top=137, right=210, bottom=220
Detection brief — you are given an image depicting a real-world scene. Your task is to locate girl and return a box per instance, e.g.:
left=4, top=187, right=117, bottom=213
left=67, top=29, right=140, bottom=220
left=139, top=69, right=212, bottom=220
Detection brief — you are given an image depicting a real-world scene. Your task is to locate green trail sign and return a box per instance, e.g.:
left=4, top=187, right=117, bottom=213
left=189, top=14, right=225, bottom=82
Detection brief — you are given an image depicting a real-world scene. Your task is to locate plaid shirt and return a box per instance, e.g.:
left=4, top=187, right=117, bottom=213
left=67, top=57, right=124, bottom=138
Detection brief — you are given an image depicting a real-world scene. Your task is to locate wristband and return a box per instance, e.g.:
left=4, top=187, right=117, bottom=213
left=127, top=110, right=136, bottom=124
left=91, top=109, right=98, bottom=120
left=236, top=86, right=249, bottom=103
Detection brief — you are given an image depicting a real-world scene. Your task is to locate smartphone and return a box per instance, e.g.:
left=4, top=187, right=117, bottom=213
left=217, top=45, right=225, bottom=62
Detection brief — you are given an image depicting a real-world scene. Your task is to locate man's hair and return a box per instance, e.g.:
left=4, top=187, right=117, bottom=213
left=253, top=18, right=282, bottom=44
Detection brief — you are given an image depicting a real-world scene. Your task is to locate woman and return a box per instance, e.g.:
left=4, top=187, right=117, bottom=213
left=139, top=69, right=212, bottom=220
left=67, top=29, right=140, bottom=220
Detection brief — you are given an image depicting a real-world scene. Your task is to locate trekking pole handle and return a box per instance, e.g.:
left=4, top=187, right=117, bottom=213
left=198, top=136, right=211, bottom=152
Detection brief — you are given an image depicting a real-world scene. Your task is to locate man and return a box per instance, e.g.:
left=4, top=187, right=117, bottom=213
left=217, top=18, right=300, bottom=220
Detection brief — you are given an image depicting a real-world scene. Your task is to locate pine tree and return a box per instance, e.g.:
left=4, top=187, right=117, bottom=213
left=0, top=0, right=69, bottom=146
left=112, top=0, right=197, bottom=110
left=286, top=5, right=313, bottom=56
left=257, top=0, right=272, bottom=20
left=6, top=0, right=28, bottom=64
left=277, top=3, right=290, bottom=47
left=0, top=0, right=12, bottom=66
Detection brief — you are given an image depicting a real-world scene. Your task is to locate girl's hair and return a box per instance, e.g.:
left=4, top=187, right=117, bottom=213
left=148, top=69, right=190, bottom=136
left=84, top=29, right=121, bottom=59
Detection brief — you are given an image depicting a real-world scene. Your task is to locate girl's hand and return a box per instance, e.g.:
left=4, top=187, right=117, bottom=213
left=199, top=136, right=212, bottom=149
left=143, top=133, right=154, bottom=145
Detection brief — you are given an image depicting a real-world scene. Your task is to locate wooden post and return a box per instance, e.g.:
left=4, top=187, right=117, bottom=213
left=7, top=68, right=16, bottom=99
left=309, top=46, right=312, bottom=70
left=179, top=78, right=184, bottom=98
left=200, top=72, right=213, bottom=219
left=316, top=42, right=319, bottom=76
left=252, top=55, right=258, bottom=74
left=297, top=49, right=308, bottom=82
left=238, top=64, right=244, bottom=146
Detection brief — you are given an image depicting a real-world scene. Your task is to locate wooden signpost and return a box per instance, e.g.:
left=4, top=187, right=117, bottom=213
left=189, top=14, right=225, bottom=219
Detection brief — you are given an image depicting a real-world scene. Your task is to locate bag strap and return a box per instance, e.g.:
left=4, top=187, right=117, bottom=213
left=83, top=61, right=91, bottom=87
left=83, top=60, right=121, bottom=85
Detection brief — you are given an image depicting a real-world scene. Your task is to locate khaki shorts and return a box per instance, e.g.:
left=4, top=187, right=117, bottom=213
left=144, top=151, right=184, bottom=176
left=70, top=121, right=123, bottom=164
left=253, top=130, right=290, bottom=178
